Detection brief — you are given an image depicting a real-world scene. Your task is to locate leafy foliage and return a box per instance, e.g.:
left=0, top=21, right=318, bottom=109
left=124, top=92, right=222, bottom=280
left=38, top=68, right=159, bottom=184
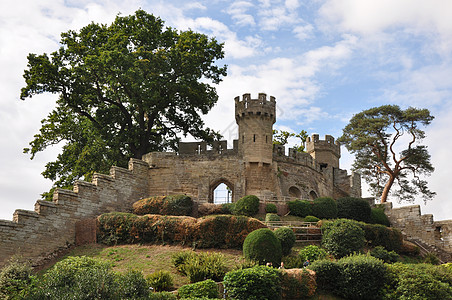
left=303, top=215, right=319, bottom=223
left=233, top=195, right=260, bottom=216
left=21, top=10, right=226, bottom=195
left=322, top=219, right=365, bottom=258
left=274, top=227, right=296, bottom=256
left=243, top=228, right=282, bottom=266
left=149, top=292, right=178, bottom=300
left=223, top=266, right=282, bottom=300
left=362, top=223, right=403, bottom=252
left=336, top=254, right=387, bottom=300
left=281, top=269, right=317, bottom=299
left=298, top=245, right=328, bottom=263
left=146, top=270, right=174, bottom=292
left=370, top=206, right=390, bottom=226
left=384, top=263, right=452, bottom=300
left=308, top=260, right=341, bottom=292
left=171, top=251, right=227, bottom=283
left=338, top=105, right=435, bottom=203
left=273, top=129, right=308, bottom=152
left=177, top=279, right=219, bottom=299
left=336, top=197, right=371, bottom=222
left=265, top=203, right=278, bottom=213
left=312, top=197, right=337, bottom=219
left=370, top=246, right=399, bottom=263
left=287, top=199, right=312, bottom=217
left=0, top=258, right=35, bottom=299
left=265, top=213, right=281, bottom=222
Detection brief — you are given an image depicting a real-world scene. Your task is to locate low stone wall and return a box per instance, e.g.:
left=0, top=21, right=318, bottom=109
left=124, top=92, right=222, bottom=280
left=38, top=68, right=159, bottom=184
left=383, top=202, right=452, bottom=257
left=0, top=159, right=149, bottom=268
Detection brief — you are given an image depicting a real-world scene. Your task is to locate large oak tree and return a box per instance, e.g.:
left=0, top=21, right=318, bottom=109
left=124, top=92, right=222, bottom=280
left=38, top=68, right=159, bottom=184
left=20, top=10, right=227, bottom=196
left=338, top=105, right=435, bottom=203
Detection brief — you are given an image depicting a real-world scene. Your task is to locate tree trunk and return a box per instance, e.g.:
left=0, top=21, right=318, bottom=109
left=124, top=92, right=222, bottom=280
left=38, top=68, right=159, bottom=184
left=380, top=175, right=395, bottom=203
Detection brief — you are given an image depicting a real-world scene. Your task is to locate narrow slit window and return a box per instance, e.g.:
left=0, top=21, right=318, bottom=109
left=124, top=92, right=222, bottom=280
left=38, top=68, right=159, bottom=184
left=253, top=134, right=256, bottom=142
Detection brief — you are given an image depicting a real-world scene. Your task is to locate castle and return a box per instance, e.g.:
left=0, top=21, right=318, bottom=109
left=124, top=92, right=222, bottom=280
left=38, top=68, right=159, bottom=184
left=0, top=93, right=450, bottom=268
left=143, top=93, right=361, bottom=203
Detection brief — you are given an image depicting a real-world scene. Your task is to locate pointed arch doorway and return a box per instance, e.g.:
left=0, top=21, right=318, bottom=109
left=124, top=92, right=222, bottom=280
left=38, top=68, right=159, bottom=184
left=209, top=179, right=234, bottom=204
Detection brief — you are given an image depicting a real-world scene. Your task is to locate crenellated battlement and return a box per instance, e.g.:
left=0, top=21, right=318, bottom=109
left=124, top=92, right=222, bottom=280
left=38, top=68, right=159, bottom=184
left=306, top=134, right=341, bottom=169
left=235, top=93, right=276, bottom=123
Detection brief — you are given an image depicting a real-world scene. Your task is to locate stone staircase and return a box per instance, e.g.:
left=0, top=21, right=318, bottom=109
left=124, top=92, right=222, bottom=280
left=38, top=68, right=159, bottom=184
left=265, top=221, right=322, bottom=243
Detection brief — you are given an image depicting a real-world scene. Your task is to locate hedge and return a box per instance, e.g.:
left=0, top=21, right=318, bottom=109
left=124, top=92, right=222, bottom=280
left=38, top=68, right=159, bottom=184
left=97, top=213, right=266, bottom=249
left=370, top=207, right=390, bottom=226
left=336, top=197, right=371, bottom=223
left=223, top=266, right=281, bottom=300
left=322, top=219, right=365, bottom=258
left=133, top=195, right=193, bottom=216
left=177, top=279, right=219, bottom=299
left=274, top=227, right=296, bottom=256
left=312, top=197, right=337, bottom=219
left=287, top=199, right=312, bottom=217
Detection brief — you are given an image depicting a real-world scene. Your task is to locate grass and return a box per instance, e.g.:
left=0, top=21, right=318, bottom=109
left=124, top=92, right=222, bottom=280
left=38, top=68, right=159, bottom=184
left=49, top=243, right=245, bottom=289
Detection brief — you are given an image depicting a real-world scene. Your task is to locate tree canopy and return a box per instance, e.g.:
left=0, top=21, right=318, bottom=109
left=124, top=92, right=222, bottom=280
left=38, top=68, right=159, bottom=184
left=338, top=105, right=435, bottom=203
left=20, top=10, right=227, bottom=195
left=272, top=129, right=308, bottom=152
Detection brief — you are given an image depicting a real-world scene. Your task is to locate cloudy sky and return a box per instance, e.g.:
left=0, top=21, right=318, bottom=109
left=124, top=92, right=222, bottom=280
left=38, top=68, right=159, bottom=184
left=1, top=0, right=452, bottom=221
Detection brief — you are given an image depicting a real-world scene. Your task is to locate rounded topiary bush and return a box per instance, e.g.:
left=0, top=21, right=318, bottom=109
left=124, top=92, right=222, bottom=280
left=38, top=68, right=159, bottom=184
left=322, top=219, right=365, bottom=258
left=265, top=203, right=278, bottom=214
left=243, top=228, right=282, bottom=266
left=223, top=266, right=281, bottom=300
left=304, top=215, right=319, bottom=223
left=362, top=223, right=403, bottom=252
left=336, top=197, right=371, bottom=223
left=336, top=254, right=388, bottom=300
left=274, top=227, right=296, bottom=256
left=265, top=213, right=281, bottom=222
left=370, top=207, right=390, bottom=226
left=312, top=197, right=337, bottom=219
left=288, top=200, right=312, bottom=217
left=234, top=195, right=260, bottom=216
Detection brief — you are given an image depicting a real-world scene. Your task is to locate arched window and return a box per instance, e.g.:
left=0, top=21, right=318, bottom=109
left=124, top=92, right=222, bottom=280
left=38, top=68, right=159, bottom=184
left=309, top=191, right=318, bottom=200
left=209, top=179, right=234, bottom=204
left=289, top=186, right=302, bottom=199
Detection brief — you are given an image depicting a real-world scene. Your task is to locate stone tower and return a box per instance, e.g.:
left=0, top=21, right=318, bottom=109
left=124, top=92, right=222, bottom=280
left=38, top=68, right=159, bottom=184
left=306, top=134, right=340, bottom=169
left=235, top=93, right=276, bottom=165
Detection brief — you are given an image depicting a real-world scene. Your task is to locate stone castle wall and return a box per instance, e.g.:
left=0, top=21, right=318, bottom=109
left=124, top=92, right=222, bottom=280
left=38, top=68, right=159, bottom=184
left=384, top=202, right=452, bottom=259
left=0, top=159, right=149, bottom=268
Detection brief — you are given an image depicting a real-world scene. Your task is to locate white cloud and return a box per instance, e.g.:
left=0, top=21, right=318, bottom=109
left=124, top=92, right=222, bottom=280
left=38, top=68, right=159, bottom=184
left=226, top=1, right=255, bottom=27
left=293, top=24, right=314, bottom=40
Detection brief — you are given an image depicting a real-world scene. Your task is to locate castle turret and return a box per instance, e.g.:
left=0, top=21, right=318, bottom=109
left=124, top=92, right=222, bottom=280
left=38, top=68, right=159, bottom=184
left=235, top=93, right=276, bottom=165
left=306, top=134, right=340, bottom=169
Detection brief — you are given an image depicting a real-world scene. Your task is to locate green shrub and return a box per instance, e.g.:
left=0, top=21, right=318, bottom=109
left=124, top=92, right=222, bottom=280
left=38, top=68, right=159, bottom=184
left=172, top=251, right=227, bottom=283
left=312, top=197, right=337, bottom=219
left=336, top=254, right=387, bottom=300
left=336, top=197, right=371, bottom=222
left=298, top=245, right=327, bottom=263
left=362, top=223, right=403, bottom=252
left=370, top=246, right=399, bottom=263
left=287, top=199, right=312, bottom=217
left=223, top=265, right=281, bottom=300
left=118, top=269, right=150, bottom=299
left=29, top=256, right=123, bottom=299
left=384, top=263, right=452, bottom=300
left=265, top=213, right=281, bottom=222
left=149, top=291, right=178, bottom=300
left=303, top=215, right=319, bottom=222
left=221, top=203, right=235, bottom=214
left=97, top=212, right=139, bottom=244
left=274, top=227, right=296, bottom=256
left=178, top=279, right=219, bottom=299
left=234, top=195, right=260, bottom=216
left=0, top=258, right=35, bottom=299
left=423, top=252, right=441, bottom=265
left=133, top=195, right=193, bottom=216
left=265, top=203, right=278, bottom=213
left=193, top=215, right=266, bottom=248
left=322, top=219, right=365, bottom=258
left=370, top=207, right=390, bottom=226
left=308, top=259, right=341, bottom=292
left=243, top=228, right=282, bottom=266
left=147, top=270, right=174, bottom=292
left=282, top=254, right=304, bottom=269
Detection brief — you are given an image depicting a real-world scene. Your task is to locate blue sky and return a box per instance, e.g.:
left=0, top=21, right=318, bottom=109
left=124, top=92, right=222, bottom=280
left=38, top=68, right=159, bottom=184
left=1, top=0, right=452, bottom=220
